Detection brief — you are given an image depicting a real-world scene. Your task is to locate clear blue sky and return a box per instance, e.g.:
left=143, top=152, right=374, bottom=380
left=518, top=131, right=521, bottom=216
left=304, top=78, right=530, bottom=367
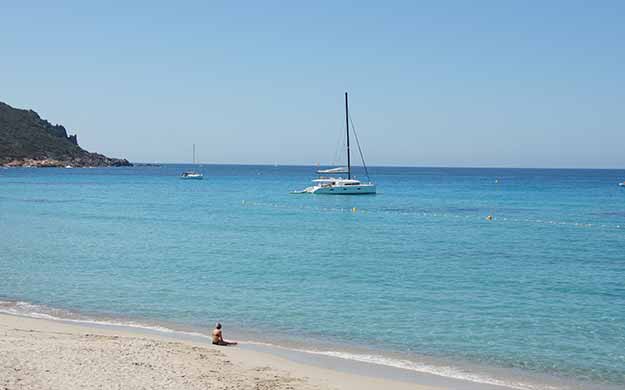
left=2, top=1, right=624, bottom=168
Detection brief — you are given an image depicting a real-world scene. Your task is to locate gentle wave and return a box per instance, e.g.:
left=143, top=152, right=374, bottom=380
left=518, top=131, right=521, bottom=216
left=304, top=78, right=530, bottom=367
left=0, top=300, right=194, bottom=337
left=0, top=299, right=560, bottom=390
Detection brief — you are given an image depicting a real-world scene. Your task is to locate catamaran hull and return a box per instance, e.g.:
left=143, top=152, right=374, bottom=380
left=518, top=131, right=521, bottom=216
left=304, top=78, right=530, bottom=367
left=181, top=175, right=203, bottom=180
left=309, top=184, right=376, bottom=195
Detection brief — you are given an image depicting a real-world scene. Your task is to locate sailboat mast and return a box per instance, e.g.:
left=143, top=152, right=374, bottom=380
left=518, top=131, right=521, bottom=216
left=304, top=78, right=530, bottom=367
left=193, top=144, right=196, bottom=165
left=345, top=92, right=351, bottom=180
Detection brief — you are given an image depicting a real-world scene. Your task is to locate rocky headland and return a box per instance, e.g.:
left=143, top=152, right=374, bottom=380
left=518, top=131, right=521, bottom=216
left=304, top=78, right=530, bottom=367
left=0, top=101, right=131, bottom=167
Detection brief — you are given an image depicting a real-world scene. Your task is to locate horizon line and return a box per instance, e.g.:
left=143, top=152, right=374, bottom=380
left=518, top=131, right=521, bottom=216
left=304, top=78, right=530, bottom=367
left=130, top=162, right=625, bottom=171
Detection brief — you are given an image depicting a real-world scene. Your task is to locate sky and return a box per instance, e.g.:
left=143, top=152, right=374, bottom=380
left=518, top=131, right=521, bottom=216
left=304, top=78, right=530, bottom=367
left=1, top=1, right=624, bottom=168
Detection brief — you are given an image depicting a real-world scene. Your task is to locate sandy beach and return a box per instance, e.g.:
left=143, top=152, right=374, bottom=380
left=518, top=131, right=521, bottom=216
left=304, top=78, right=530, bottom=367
left=0, top=313, right=437, bottom=390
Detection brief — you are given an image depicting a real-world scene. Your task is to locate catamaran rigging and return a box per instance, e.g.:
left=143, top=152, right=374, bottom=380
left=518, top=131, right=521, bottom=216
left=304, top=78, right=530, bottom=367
left=295, top=92, right=376, bottom=195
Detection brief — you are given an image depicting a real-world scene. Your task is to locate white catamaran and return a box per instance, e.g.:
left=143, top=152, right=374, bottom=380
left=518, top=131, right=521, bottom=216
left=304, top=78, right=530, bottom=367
left=297, top=92, right=376, bottom=195
left=180, top=144, right=203, bottom=180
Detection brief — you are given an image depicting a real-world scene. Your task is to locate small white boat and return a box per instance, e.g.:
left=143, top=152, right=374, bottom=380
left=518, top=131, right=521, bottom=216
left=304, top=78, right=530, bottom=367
left=181, top=171, right=203, bottom=180
left=295, top=92, right=376, bottom=195
left=619, top=182, right=625, bottom=187
left=181, top=144, right=203, bottom=180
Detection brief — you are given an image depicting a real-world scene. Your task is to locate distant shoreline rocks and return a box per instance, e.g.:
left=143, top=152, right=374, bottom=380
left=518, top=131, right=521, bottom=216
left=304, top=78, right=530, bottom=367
left=0, top=101, right=132, bottom=168
left=134, top=163, right=161, bottom=167
left=2, top=157, right=132, bottom=168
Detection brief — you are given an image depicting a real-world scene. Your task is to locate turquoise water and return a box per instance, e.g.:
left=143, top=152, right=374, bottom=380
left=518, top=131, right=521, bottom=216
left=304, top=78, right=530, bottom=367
left=1, top=165, right=624, bottom=389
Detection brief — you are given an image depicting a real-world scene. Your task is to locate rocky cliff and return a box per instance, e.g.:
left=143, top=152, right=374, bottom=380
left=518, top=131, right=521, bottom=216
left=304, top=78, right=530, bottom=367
left=0, top=101, right=131, bottom=167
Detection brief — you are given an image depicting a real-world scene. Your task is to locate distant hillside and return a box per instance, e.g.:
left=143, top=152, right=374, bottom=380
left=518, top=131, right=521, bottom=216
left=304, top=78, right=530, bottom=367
left=0, top=101, right=131, bottom=167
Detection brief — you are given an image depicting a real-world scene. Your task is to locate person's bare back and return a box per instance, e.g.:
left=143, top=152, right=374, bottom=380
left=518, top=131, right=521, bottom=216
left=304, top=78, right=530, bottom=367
left=211, top=323, right=237, bottom=346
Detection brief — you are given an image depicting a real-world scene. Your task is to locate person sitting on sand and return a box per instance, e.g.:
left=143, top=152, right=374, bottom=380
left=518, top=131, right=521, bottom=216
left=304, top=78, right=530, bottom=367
left=212, top=322, right=237, bottom=346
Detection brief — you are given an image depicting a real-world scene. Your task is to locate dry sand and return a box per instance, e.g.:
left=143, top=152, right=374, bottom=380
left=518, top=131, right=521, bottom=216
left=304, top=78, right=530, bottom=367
left=0, top=314, right=436, bottom=390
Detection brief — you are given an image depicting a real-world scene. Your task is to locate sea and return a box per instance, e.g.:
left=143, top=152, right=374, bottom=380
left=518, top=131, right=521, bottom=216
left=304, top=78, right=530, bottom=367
left=1, top=165, right=624, bottom=390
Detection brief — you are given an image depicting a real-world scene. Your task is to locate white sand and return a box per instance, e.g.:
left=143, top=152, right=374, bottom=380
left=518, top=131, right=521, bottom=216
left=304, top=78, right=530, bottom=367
left=0, top=313, right=436, bottom=390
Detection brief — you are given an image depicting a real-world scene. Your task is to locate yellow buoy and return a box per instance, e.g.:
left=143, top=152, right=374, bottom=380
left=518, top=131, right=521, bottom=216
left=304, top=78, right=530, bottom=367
left=352, top=207, right=357, bottom=213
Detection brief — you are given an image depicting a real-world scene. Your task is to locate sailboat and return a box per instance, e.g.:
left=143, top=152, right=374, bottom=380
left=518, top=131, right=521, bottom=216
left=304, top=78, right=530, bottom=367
left=180, top=144, right=203, bottom=180
left=297, top=92, right=376, bottom=195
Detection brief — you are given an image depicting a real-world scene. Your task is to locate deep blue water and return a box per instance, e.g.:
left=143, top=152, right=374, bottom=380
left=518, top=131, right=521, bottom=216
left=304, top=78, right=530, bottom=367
left=1, top=165, right=624, bottom=389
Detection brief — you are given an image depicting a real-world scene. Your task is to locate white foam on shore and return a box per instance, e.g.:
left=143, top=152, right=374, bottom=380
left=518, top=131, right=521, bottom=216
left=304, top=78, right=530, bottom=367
left=284, top=349, right=558, bottom=390
left=0, top=300, right=194, bottom=336
left=0, top=299, right=562, bottom=390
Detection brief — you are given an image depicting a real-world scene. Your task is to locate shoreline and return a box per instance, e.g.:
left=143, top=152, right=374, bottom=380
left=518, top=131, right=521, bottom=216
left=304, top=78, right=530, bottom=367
left=0, top=312, right=454, bottom=390
left=0, top=300, right=596, bottom=390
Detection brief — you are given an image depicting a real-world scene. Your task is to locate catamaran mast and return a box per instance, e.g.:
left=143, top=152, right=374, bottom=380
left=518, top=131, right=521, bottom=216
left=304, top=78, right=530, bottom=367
left=345, top=92, right=351, bottom=180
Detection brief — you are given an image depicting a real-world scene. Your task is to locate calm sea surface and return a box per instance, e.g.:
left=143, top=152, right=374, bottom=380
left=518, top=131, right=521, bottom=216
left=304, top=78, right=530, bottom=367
left=1, top=165, right=624, bottom=389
